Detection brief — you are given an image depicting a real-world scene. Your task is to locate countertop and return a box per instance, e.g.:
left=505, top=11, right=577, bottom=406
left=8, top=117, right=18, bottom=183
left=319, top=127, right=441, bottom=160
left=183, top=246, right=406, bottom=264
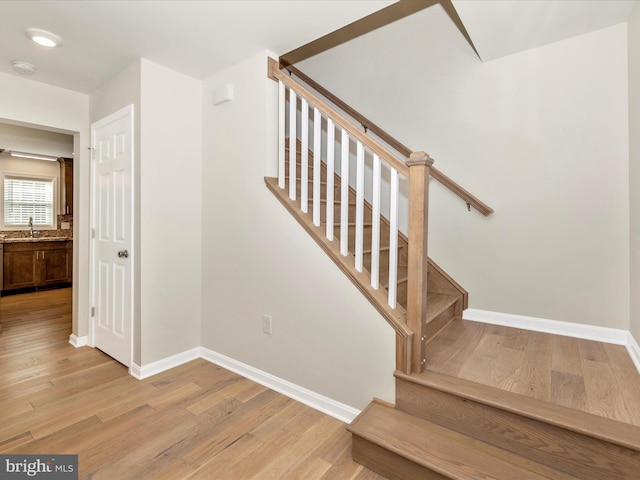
left=0, top=236, right=72, bottom=244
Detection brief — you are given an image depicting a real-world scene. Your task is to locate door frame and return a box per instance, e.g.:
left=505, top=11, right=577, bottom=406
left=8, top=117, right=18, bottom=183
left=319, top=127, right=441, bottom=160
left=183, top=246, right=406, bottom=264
left=88, top=104, right=135, bottom=370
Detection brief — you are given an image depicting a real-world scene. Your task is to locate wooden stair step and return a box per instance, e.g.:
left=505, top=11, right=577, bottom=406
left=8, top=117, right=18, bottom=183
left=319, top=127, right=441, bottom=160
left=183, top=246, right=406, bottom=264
left=427, top=292, right=460, bottom=321
left=425, top=292, right=458, bottom=321
left=332, top=222, right=373, bottom=228
left=394, top=370, right=640, bottom=479
left=422, top=292, right=460, bottom=341
left=348, top=399, right=577, bottom=480
left=363, top=244, right=404, bottom=256
left=379, top=265, right=408, bottom=286
left=288, top=177, right=334, bottom=187
left=319, top=199, right=356, bottom=205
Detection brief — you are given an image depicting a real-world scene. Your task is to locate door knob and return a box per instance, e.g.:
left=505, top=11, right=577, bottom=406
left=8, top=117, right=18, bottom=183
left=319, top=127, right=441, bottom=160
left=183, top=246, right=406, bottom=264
left=118, top=250, right=129, bottom=258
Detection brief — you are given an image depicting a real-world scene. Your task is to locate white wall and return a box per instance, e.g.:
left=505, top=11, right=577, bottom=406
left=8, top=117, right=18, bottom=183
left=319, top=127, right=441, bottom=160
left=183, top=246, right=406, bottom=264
left=139, top=59, right=202, bottom=364
left=0, top=155, right=61, bottom=181
left=0, top=72, right=89, bottom=339
left=201, top=51, right=395, bottom=409
left=90, top=59, right=202, bottom=366
left=629, top=4, right=640, bottom=341
left=299, top=8, right=630, bottom=330
left=0, top=123, right=73, bottom=158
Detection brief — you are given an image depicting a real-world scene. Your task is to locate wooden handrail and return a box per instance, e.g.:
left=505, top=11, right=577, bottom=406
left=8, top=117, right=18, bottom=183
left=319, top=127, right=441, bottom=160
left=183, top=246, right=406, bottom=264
left=268, top=58, right=409, bottom=178
left=282, top=63, right=494, bottom=217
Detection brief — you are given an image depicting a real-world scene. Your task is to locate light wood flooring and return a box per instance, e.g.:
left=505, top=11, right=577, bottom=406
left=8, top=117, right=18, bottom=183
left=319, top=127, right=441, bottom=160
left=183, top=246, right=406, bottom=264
left=424, top=319, right=640, bottom=426
left=0, top=288, right=384, bottom=480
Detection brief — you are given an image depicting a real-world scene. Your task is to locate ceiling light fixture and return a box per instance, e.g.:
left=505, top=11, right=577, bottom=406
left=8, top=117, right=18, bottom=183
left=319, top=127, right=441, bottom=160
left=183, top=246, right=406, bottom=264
left=26, top=28, right=63, bottom=48
left=8, top=151, right=59, bottom=162
left=11, top=60, right=36, bottom=75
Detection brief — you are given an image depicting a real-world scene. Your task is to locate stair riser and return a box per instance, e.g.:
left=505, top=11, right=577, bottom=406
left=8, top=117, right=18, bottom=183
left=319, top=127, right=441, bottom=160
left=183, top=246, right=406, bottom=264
left=290, top=164, right=330, bottom=183
left=351, top=436, right=449, bottom=480
left=321, top=204, right=368, bottom=223
left=284, top=179, right=338, bottom=201
left=395, top=378, right=640, bottom=479
left=423, top=303, right=457, bottom=344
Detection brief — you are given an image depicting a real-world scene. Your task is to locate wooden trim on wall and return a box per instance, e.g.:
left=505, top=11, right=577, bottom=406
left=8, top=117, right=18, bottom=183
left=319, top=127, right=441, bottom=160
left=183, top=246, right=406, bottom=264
left=440, top=0, right=480, bottom=59
left=280, top=0, right=439, bottom=67
left=280, top=0, right=479, bottom=67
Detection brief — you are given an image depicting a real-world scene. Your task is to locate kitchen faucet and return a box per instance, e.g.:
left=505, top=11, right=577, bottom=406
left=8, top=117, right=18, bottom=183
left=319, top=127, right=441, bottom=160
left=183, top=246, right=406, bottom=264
left=28, top=217, right=34, bottom=237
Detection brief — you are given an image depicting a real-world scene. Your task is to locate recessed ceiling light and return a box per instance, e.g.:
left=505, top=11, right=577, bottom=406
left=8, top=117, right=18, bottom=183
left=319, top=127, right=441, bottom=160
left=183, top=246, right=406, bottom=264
left=11, top=60, right=36, bottom=75
left=26, top=28, right=63, bottom=48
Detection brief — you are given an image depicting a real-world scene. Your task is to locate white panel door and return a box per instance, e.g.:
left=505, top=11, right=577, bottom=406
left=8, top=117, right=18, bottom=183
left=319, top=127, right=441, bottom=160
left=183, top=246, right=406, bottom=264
left=91, top=105, right=133, bottom=367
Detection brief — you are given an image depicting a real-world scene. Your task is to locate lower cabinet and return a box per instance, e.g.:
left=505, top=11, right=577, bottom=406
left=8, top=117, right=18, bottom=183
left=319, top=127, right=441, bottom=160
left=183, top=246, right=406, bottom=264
left=2, top=241, right=72, bottom=291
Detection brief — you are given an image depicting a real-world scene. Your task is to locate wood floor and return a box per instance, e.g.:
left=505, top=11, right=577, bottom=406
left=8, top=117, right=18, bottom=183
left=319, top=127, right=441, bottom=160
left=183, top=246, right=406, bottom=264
left=0, top=288, right=385, bottom=480
left=424, top=319, right=640, bottom=426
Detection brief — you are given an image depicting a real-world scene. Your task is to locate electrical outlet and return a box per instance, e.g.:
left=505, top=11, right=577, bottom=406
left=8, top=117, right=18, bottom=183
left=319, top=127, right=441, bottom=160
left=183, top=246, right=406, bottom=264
left=61, top=222, right=70, bottom=230
left=262, top=315, right=272, bottom=335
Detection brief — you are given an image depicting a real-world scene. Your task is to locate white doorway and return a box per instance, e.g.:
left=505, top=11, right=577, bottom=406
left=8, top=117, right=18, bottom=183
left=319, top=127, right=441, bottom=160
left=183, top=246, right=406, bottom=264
left=90, top=105, right=134, bottom=367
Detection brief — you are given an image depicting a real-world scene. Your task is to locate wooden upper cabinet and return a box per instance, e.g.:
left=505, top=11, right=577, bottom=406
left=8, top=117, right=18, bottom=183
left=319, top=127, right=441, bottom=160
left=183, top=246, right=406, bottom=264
left=58, top=158, right=73, bottom=215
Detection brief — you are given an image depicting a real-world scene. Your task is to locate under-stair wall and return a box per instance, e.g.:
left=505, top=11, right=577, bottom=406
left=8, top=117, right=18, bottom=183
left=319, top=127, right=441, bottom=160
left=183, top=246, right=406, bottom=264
left=201, top=51, right=396, bottom=413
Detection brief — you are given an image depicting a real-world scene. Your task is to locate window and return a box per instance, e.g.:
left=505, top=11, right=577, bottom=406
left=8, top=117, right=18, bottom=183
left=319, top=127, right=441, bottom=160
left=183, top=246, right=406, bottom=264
left=3, top=175, right=56, bottom=228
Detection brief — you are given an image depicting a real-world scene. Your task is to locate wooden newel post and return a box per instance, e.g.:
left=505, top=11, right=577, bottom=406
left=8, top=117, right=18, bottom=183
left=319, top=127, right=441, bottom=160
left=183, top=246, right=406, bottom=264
left=406, top=151, right=433, bottom=373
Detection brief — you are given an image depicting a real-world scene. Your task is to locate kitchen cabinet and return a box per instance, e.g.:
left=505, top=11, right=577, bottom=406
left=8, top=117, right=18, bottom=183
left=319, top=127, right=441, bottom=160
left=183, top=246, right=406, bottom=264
left=2, top=241, right=72, bottom=291
left=58, top=158, right=73, bottom=215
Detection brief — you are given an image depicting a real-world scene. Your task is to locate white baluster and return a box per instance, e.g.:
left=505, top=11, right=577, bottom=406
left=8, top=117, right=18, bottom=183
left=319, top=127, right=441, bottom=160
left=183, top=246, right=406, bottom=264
left=313, top=107, right=321, bottom=227
left=388, top=169, right=399, bottom=308
left=371, top=155, right=381, bottom=289
left=288, top=90, right=297, bottom=201
left=340, top=128, right=349, bottom=256
left=301, top=98, right=309, bottom=213
left=278, top=81, right=285, bottom=189
left=355, top=141, right=365, bottom=272
left=326, top=119, right=335, bottom=241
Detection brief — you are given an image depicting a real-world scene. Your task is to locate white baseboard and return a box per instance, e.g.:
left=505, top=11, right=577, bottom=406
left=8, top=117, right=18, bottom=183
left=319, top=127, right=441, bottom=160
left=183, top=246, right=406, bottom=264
left=627, top=333, right=640, bottom=374
left=464, top=308, right=640, bottom=375
left=129, top=347, right=201, bottom=380
left=126, top=345, right=360, bottom=422
left=200, top=348, right=361, bottom=424
left=464, top=308, right=630, bottom=345
left=68, top=334, right=88, bottom=348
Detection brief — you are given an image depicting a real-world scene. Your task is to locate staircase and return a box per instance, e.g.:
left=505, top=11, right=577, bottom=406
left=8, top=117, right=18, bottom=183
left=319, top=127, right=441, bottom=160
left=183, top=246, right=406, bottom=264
left=265, top=140, right=466, bottom=351
left=266, top=58, right=640, bottom=479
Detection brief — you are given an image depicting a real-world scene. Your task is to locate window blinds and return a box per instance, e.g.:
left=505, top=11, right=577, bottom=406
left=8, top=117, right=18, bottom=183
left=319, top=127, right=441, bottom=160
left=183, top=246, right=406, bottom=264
left=3, top=177, right=54, bottom=226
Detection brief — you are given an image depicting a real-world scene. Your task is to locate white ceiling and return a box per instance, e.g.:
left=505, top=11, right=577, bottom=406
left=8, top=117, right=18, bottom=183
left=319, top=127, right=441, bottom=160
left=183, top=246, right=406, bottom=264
left=0, top=0, right=394, bottom=93
left=453, top=0, right=636, bottom=61
left=0, top=0, right=636, bottom=95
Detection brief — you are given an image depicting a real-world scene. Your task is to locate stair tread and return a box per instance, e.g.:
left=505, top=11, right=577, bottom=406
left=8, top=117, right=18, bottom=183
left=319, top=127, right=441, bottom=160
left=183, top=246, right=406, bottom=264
left=426, top=292, right=459, bottom=320
left=398, top=369, right=640, bottom=452
left=349, top=400, right=578, bottom=480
